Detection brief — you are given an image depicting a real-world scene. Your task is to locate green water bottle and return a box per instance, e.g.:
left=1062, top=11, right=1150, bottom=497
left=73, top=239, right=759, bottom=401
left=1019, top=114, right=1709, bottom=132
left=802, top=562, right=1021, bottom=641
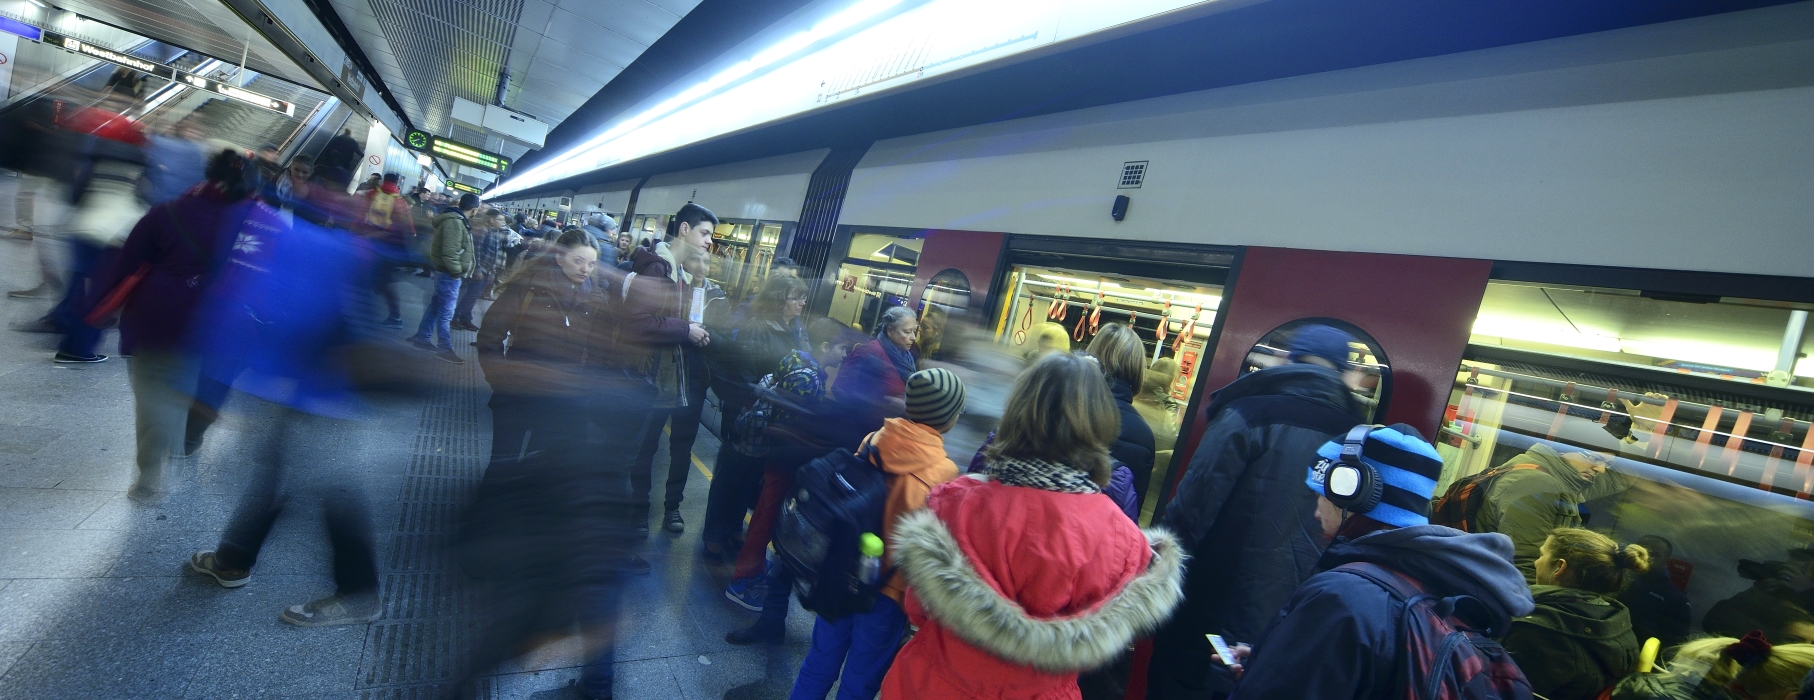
left=858, top=532, right=885, bottom=585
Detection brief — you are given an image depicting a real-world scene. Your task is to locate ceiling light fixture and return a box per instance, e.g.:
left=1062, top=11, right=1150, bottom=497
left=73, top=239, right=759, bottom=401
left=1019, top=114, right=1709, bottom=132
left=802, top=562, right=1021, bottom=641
left=487, top=0, right=1209, bottom=199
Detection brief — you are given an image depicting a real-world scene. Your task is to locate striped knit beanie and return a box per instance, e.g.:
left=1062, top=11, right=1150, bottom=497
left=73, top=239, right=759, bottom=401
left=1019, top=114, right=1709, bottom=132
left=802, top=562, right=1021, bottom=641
left=1304, top=423, right=1444, bottom=528
left=904, top=368, right=965, bottom=430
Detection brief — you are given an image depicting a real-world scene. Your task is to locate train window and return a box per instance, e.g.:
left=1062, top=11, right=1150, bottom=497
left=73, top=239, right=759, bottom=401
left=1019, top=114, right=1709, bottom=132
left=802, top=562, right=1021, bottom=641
left=828, top=232, right=923, bottom=334
left=918, top=269, right=971, bottom=362
left=1242, top=318, right=1391, bottom=423
left=1440, top=281, right=1814, bottom=644
left=990, top=264, right=1223, bottom=518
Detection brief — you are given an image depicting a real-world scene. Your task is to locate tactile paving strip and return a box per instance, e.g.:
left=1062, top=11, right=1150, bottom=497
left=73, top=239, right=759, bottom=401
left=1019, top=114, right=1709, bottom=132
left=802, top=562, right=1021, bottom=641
left=357, top=344, right=491, bottom=698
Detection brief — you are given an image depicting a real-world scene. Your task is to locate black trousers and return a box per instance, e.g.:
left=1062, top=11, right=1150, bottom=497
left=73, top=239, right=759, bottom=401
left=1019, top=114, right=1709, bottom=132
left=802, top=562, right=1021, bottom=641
left=453, top=377, right=653, bottom=697
left=215, top=397, right=378, bottom=596
left=629, top=373, right=707, bottom=514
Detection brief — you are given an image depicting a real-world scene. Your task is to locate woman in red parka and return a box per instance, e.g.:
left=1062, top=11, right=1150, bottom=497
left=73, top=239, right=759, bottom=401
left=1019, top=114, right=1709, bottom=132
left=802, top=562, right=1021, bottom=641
left=883, top=352, right=1186, bottom=699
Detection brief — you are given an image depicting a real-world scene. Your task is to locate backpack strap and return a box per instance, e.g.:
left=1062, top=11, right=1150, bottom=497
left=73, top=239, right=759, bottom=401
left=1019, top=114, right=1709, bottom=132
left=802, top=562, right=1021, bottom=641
left=1334, top=562, right=1429, bottom=603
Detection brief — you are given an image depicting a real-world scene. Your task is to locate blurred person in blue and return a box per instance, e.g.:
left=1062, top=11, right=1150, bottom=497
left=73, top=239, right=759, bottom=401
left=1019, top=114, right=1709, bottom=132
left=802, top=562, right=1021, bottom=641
left=580, top=212, right=616, bottom=253
left=406, top=192, right=480, bottom=364
left=142, top=117, right=208, bottom=206
left=38, top=83, right=149, bottom=363
left=88, top=150, right=256, bottom=499
left=1144, top=323, right=1367, bottom=699
left=184, top=189, right=386, bottom=627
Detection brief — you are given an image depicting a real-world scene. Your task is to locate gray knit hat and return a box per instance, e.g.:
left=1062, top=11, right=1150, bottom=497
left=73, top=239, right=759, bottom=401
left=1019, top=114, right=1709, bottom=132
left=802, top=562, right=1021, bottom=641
left=904, top=368, right=965, bottom=429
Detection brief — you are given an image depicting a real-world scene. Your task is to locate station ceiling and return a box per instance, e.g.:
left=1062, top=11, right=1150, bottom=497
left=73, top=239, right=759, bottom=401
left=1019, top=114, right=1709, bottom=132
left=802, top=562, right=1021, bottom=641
left=321, top=0, right=703, bottom=158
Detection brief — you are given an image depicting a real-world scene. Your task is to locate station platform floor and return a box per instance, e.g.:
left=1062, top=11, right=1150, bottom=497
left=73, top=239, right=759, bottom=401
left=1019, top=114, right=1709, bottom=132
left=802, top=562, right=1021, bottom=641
left=0, top=234, right=818, bottom=699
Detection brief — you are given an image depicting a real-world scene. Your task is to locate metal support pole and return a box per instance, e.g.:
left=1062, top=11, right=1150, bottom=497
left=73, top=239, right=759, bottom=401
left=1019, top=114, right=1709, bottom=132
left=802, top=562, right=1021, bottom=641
left=1778, top=310, right=1809, bottom=374
left=237, top=39, right=250, bottom=87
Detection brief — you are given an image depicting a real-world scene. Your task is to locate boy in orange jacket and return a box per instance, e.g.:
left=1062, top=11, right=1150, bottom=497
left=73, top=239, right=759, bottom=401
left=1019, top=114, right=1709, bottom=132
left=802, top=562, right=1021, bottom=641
left=789, top=367, right=965, bottom=700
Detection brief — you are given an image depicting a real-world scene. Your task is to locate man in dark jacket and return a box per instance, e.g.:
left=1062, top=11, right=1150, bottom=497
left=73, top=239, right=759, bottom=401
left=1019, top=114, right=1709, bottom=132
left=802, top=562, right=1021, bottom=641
left=316, top=128, right=362, bottom=189
left=1146, top=324, right=1366, bottom=699
left=624, top=202, right=715, bottom=539
left=1227, top=425, right=1536, bottom=698
left=1619, top=535, right=1692, bottom=648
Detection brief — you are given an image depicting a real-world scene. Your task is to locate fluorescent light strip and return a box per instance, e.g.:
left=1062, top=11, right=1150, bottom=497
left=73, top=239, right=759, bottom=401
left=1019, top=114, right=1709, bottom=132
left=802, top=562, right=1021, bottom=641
left=489, top=0, right=1206, bottom=199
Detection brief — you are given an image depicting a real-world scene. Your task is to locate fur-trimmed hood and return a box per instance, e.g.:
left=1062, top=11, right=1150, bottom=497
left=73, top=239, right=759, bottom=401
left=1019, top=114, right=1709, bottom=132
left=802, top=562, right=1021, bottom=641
left=891, top=507, right=1186, bottom=672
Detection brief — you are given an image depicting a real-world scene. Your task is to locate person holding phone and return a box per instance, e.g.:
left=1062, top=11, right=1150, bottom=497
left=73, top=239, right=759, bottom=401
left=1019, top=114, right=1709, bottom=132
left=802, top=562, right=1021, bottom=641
left=1221, top=425, right=1534, bottom=698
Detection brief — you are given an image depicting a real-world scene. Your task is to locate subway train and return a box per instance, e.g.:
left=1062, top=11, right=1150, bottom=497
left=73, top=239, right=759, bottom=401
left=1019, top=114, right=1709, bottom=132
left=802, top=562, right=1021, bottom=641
left=491, top=2, right=1814, bottom=643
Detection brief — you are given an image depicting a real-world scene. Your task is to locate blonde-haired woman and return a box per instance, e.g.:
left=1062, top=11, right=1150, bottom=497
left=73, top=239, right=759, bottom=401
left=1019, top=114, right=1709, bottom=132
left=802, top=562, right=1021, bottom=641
left=882, top=352, right=1185, bottom=699
left=1610, top=634, right=1814, bottom=699
left=1087, top=323, right=1157, bottom=509
left=1502, top=528, right=1649, bottom=700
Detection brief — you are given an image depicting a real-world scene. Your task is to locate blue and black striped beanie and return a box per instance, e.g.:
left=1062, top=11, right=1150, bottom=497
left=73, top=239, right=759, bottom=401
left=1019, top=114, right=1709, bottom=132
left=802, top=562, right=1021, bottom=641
left=1304, top=423, right=1444, bottom=528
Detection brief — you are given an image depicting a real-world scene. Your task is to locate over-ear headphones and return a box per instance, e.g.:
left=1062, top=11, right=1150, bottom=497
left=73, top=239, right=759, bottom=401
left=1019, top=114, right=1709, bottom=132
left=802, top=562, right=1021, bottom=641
left=1324, top=424, right=1384, bottom=514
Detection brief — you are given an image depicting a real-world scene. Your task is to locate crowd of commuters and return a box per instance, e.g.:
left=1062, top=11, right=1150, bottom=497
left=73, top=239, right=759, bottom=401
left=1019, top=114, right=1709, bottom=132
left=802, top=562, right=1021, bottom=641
left=11, top=76, right=1814, bottom=700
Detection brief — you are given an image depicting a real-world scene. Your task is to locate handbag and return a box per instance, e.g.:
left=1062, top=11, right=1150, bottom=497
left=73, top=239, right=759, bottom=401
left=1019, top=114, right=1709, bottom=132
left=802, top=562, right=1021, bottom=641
left=84, top=263, right=148, bottom=326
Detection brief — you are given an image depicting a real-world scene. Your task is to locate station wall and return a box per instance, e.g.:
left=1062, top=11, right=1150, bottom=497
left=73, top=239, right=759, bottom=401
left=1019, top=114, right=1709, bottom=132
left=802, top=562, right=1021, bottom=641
left=571, top=179, right=639, bottom=217
left=839, top=2, right=1814, bottom=279
left=635, top=149, right=829, bottom=222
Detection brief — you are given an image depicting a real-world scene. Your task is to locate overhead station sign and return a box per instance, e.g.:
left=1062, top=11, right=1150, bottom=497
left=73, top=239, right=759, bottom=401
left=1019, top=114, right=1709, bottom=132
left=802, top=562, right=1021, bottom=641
left=43, top=31, right=174, bottom=80
left=40, top=30, right=295, bottom=116
left=447, top=181, right=482, bottom=194
left=404, top=129, right=511, bottom=174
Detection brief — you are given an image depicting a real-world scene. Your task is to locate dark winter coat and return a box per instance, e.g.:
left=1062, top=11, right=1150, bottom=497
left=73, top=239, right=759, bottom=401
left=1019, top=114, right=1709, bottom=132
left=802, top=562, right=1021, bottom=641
left=837, top=338, right=912, bottom=432
left=1157, top=364, right=1364, bottom=644
left=318, top=132, right=362, bottom=172
left=1621, top=571, right=1693, bottom=649
left=621, top=245, right=696, bottom=381
left=1502, top=585, right=1640, bottom=700
left=1108, top=377, right=1157, bottom=506
left=724, top=316, right=806, bottom=407
left=92, top=186, right=247, bottom=355
left=475, top=259, right=611, bottom=398
left=1230, top=525, right=1535, bottom=699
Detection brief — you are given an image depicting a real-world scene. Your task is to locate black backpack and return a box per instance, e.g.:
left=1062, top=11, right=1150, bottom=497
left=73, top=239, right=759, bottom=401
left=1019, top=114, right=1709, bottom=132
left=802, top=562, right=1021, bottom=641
left=1335, top=562, right=1533, bottom=700
left=773, top=439, right=889, bottom=621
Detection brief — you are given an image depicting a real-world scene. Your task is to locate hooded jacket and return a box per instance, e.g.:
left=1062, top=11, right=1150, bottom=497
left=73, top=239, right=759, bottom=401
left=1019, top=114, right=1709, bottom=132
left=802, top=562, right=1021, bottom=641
left=870, top=417, right=960, bottom=604
left=1231, top=525, right=1536, bottom=699
left=1147, top=363, right=1363, bottom=697
left=429, top=209, right=475, bottom=277
left=882, top=476, right=1185, bottom=700
left=1502, top=585, right=1639, bottom=700
left=1478, top=444, right=1632, bottom=582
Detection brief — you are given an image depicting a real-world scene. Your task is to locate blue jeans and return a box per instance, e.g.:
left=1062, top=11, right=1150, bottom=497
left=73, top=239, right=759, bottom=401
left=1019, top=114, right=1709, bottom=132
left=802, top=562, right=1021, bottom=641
left=409, top=273, right=460, bottom=350
left=53, top=239, right=103, bottom=357
left=789, top=596, right=908, bottom=700
left=453, top=273, right=488, bottom=324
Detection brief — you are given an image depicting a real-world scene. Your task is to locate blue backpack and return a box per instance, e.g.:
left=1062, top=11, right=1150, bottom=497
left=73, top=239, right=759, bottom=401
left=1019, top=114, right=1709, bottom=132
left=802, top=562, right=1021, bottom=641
left=773, top=440, right=889, bottom=621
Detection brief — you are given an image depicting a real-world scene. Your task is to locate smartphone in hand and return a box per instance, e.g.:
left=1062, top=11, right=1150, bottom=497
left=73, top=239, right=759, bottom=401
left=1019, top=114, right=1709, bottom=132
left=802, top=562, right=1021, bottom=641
left=1207, top=634, right=1237, bottom=667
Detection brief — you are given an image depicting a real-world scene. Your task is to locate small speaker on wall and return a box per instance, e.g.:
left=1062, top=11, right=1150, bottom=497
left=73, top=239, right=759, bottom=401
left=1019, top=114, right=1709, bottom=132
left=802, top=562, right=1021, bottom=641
left=1111, top=194, right=1130, bottom=222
